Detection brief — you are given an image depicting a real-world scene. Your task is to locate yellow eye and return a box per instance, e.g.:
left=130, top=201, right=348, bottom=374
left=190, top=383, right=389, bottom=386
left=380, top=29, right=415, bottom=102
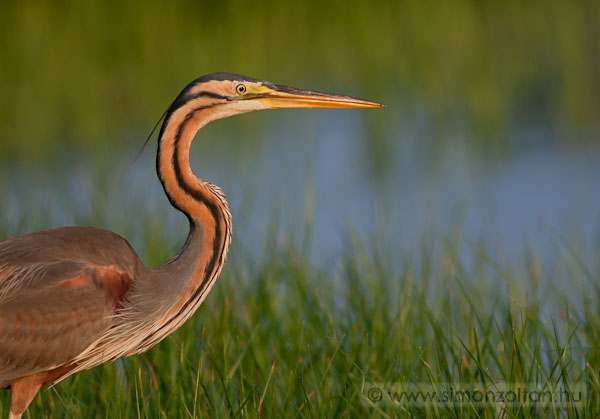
left=236, top=84, right=247, bottom=95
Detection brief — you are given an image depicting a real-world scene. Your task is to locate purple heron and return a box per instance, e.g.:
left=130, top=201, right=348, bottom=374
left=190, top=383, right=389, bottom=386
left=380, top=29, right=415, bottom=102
left=0, top=73, right=382, bottom=417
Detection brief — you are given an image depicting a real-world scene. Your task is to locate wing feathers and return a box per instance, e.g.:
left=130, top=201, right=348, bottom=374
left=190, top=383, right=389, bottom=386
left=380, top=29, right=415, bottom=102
left=0, top=227, right=137, bottom=385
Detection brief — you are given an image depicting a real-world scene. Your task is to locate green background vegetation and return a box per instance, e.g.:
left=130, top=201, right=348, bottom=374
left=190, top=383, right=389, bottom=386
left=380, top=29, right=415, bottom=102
left=1, top=0, right=599, bottom=158
left=1, top=0, right=599, bottom=417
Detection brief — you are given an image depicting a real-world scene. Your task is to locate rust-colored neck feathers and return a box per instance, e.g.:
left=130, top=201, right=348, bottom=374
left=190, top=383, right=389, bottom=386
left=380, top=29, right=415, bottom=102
left=157, top=94, right=228, bottom=220
left=153, top=83, right=233, bottom=334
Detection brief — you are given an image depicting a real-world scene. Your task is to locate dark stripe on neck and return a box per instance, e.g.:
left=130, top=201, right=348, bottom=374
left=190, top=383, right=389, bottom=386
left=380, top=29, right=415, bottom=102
left=171, top=106, right=225, bottom=285
left=148, top=105, right=230, bottom=343
left=166, top=91, right=231, bottom=120
left=157, top=105, right=210, bottom=214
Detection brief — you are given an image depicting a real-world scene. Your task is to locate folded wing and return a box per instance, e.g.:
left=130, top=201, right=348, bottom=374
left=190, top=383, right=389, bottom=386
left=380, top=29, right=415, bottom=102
left=0, top=227, right=135, bottom=386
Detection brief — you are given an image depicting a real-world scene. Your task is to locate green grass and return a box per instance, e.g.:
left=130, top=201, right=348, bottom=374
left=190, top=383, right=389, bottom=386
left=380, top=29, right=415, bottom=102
left=2, top=1, right=599, bottom=416
left=0, top=205, right=598, bottom=417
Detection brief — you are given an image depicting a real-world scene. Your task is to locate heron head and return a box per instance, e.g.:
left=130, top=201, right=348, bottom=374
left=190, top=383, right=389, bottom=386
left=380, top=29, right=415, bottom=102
left=173, top=72, right=383, bottom=122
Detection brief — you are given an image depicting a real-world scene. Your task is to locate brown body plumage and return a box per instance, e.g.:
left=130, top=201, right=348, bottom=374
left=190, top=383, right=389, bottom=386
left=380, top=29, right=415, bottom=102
left=0, top=73, right=382, bottom=418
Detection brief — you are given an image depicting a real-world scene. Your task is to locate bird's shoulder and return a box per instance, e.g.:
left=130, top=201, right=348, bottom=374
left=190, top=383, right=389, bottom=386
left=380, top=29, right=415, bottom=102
left=0, top=226, right=139, bottom=304
left=1, top=226, right=138, bottom=264
left=0, top=227, right=139, bottom=383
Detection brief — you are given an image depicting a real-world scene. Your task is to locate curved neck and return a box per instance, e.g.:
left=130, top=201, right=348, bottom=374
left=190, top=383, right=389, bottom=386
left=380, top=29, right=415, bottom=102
left=157, top=100, right=229, bottom=222
left=148, top=99, right=232, bottom=339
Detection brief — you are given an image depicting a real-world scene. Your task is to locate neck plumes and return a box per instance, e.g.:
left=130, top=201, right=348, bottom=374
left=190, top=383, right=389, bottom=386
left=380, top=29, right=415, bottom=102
left=154, top=97, right=232, bottom=327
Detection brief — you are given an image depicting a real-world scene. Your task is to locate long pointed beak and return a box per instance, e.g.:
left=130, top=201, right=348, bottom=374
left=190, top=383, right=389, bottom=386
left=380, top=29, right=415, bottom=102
left=253, top=84, right=384, bottom=109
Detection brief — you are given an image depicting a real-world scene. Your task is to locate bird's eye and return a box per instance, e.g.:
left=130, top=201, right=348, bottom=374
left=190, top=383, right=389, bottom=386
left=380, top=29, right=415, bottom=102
left=236, top=84, right=247, bottom=95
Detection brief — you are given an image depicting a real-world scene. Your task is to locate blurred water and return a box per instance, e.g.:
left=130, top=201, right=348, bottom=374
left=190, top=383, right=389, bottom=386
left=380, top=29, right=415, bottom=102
left=1, top=108, right=599, bottom=270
